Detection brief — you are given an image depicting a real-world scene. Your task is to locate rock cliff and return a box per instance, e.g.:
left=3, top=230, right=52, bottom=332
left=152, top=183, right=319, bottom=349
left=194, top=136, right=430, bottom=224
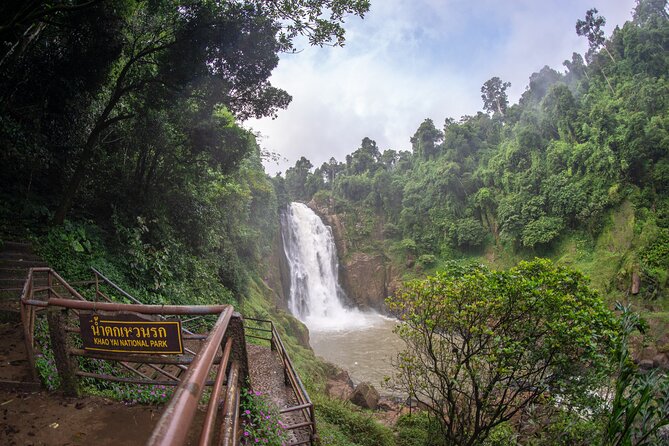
left=307, top=199, right=392, bottom=312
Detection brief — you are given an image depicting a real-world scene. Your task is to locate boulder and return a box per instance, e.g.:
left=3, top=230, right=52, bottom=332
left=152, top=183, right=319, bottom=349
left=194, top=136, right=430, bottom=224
left=326, top=370, right=354, bottom=400
left=641, top=346, right=658, bottom=361
left=349, top=382, right=380, bottom=410
left=639, top=359, right=655, bottom=371
left=653, top=353, right=669, bottom=370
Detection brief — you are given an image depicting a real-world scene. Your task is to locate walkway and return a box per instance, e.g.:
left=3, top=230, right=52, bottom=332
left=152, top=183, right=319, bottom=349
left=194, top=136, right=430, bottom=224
left=247, top=343, right=311, bottom=445
left=0, top=240, right=45, bottom=389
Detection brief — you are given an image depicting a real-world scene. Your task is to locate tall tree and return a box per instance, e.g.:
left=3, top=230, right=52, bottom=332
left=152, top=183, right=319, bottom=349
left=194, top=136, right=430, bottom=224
left=576, top=8, right=615, bottom=63
left=411, top=118, right=443, bottom=160
left=481, top=77, right=511, bottom=116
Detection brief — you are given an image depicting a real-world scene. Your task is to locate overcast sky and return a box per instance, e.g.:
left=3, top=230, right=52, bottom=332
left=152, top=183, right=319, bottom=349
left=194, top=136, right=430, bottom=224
left=246, top=0, right=637, bottom=175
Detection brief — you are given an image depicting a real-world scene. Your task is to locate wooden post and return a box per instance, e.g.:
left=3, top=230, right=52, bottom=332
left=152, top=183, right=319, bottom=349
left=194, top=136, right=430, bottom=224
left=47, top=308, right=79, bottom=396
left=270, top=322, right=276, bottom=352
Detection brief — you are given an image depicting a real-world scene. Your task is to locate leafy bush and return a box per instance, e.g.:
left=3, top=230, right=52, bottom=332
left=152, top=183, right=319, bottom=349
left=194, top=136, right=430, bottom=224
left=483, top=422, right=518, bottom=446
left=395, top=412, right=443, bottom=446
left=314, top=396, right=394, bottom=446
left=521, top=216, right=564, bottom=247
left=417, top=254, right=436, bottom=267
left=387, top=259, right=616, bottom=446
left=452, top=217, right=486, bottom=248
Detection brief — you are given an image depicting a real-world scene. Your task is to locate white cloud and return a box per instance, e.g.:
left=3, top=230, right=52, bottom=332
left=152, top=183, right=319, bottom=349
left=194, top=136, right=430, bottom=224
left=247, top=0, right=637, bottom=175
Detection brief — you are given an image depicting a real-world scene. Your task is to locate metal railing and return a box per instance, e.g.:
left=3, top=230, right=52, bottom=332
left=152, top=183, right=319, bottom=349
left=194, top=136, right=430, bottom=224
left=245, top=317, right=317, bottom=445
left=19, top=267, right=247, bottom=445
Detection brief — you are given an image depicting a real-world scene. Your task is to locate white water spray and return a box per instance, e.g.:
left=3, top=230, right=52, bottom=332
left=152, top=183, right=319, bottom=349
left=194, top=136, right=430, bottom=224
left=280, top=202, right=374, bottom=331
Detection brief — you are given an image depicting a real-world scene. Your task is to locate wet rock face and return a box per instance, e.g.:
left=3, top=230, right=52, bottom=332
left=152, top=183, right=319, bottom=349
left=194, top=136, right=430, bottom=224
left=341, top=252, right=388, bottom=311
left=349, top=382, right=380, bottom=410
left=307, top=199, right=390, bottom=312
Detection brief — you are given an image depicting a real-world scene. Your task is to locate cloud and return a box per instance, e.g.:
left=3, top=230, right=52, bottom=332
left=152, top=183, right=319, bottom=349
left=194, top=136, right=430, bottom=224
left=247, top=0, right=636, bottom=175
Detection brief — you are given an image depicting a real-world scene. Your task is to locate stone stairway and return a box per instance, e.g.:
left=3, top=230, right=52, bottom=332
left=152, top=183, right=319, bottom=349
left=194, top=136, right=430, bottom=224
left=0, top=240, right=46, bottom=390
left=0, top=240, right=48, bottom=316
left=247, top=343, right=312, bottom=445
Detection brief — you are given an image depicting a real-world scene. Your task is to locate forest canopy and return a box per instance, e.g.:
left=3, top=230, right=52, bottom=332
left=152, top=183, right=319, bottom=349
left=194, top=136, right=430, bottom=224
left=281, top=1, right=669, bottom=300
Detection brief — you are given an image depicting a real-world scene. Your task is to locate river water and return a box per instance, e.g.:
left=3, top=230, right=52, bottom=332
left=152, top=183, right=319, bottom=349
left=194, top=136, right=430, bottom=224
left=280, top=203, right=404, bottom=390
left=309, top=314, right=404, bottom=389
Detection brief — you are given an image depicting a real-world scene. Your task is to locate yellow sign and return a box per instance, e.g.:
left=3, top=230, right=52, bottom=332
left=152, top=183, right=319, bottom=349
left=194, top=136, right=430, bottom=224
left=79, top=313, right=183, bottom=354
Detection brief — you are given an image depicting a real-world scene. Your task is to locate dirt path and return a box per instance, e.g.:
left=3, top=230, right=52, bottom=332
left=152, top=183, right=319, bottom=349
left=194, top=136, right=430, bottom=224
left=246, top=343, right=311, bottom=444
left=0, top=389, right=161, bottom=446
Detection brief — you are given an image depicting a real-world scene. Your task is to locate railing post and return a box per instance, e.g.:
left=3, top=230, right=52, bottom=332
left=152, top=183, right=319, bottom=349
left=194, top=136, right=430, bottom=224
left=47, top=307, right=79, bottom=396
left=47, top=270, right=52, bottom=301
left=270, top=321, right=276, bottom=352
left=225, top=313, right=249, bottom=384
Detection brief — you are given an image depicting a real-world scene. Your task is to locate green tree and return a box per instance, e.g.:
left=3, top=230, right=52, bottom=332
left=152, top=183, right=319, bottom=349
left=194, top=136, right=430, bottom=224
left=387, top=259, right=616, bottom=446
left=285, top=156, right=314, bottom=201
left=576, top=8, right=615, bottom=63
left=602, top=304, right=669, bottom=446
left=481, top=77, right=511, bottom=116
left=411, top=118, right=443, bottom=160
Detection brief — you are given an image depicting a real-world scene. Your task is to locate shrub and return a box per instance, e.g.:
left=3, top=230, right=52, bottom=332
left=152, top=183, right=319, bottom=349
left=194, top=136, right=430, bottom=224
left=314, top=396, right=393, bottom=446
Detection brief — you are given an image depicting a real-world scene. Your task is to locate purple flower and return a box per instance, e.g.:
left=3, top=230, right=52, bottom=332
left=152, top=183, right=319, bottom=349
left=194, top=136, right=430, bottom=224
left=244, top=431, right=250, bottom=437
left=245, top=410, right=251, bottom=415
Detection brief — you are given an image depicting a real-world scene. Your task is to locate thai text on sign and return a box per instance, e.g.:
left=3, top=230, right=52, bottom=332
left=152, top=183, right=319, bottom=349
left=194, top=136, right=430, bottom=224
left=79, top=313, right=183, bottom=354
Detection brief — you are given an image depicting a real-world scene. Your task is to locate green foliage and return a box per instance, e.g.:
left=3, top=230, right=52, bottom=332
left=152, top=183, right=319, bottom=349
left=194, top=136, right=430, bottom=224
left=387, top=259, right=616, bottom=446
left=602, top=303, right=669, bottom=446
left=240, top=389, right=288, bottom=446
left=521, top=216, right=565, bottom=247
left=36, top=220, right=108, bottom=281
left=314, top=396, right=394, bottom=446
left=33, top=318, right=60, bottom=391
left=112, top=384, right=173, bottom=405
left=483, top=422, right=518, bottom=446
left=527, top=409, right=603, bottom=446
left=452, top=217, right=486, bottom=248
left=417, top=254, right=436, bottom=268
left=395, top=412, right=444, bottom=446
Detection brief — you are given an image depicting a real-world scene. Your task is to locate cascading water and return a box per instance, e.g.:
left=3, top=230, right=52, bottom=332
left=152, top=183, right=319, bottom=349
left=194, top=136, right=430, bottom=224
left=280, top=202, right=404, bottom=389
left=280, top=202, right=370, bottom=330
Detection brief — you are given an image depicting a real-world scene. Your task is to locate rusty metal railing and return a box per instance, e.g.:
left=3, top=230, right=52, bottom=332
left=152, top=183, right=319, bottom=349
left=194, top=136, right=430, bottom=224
left=148, top=306, right=237, bottom=446
left=19, top=268, right=248, bottom=444
left=245, top=317, right=317, bottom=445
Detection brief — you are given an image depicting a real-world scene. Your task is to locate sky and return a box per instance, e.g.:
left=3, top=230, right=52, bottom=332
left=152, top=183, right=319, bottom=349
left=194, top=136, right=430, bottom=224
left=246, top=0, right=638, bottom=175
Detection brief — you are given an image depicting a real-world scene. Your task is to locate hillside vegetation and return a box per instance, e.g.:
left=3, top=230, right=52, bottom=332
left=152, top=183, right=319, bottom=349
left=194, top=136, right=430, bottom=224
left=280, top=4, right=669, bottom=315
left=1, top=1, right=669, bottom=445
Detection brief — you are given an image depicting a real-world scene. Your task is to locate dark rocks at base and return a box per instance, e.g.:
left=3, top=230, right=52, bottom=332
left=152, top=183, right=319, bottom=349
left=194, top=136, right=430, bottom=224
left=652, top=353, right=669, bottom=370
left=326, top=370, right=354, bottom=400
left=639, top=359, right=655, bottom=371
left=349, top=382, right=380, bottom=410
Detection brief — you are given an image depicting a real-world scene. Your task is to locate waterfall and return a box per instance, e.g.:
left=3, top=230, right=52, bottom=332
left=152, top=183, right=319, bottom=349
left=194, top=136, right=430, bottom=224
left=280, top=202, right=371, bottom=330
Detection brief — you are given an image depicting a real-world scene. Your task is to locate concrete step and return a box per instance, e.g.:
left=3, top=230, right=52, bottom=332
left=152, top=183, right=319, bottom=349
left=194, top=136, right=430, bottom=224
left=0, top=252, right=42, bottom=262
left=0, top=278, right=48, bottom=288
left=0, top=267, right=30, bottom=279
left=0, top=240, right=33, bottom=253
left=0, top=259, right=48, bottom=268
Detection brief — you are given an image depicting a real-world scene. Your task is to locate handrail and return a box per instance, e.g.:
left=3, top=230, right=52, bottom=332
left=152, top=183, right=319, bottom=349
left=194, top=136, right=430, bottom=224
left=147, top=306, right=234, bottom=446
left=18, top=268, right=305, bottom=445
left=199, top=337, right=233, bottom=446
left=46, top=297, right=229, bottom=315
left=91, top=267, right=143, bottom=305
